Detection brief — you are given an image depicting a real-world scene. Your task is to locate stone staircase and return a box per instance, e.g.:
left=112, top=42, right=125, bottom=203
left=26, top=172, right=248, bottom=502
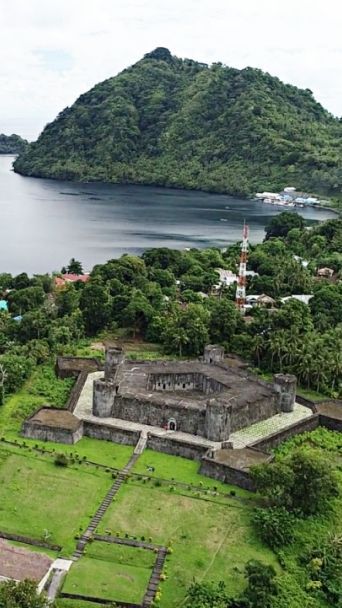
left=134, top=430, right=148, bottom=455
left=142, top=547, right=168, bottom=607
left=72, top=447, right=142, bottom=560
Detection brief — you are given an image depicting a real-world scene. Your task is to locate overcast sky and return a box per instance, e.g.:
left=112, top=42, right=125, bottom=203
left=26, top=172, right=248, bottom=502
left=1, top=0, right=341, bottom=141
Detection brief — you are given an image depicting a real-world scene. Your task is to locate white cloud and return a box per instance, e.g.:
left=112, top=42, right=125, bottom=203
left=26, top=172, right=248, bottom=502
left=0, top=0, right=341, bottom=140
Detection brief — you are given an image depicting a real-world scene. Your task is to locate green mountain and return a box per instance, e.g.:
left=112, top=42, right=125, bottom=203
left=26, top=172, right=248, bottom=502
left=0, top=133, right=28, bottom=154
left=14, top=47, right=342, bottom=198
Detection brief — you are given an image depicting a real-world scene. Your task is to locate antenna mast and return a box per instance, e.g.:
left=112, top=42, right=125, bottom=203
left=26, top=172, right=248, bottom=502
left=236, top=222, right=249, bottom=312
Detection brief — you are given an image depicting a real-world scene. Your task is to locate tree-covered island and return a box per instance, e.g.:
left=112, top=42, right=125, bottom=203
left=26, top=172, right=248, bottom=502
left=13, top=48, right=342, bottom=207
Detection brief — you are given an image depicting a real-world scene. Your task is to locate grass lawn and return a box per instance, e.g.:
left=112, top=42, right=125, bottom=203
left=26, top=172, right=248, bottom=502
left=132, top=449, right=251, bottom=498
left=86, top=540, right=155, bottom=568
left=98, top=483, right=278, bottom=607
left=56, top=601, right=108, bottom=608
left=0, top=364, right=74, bottom=437
left=8, top=539, right=58, bottom=559
left=63, top=542, right=152, bottom=603
left=0, top=447, right=112, bottom=556
left=9, top=436, right=134, bottom=470
left=295, top=386, right=329, bottom=402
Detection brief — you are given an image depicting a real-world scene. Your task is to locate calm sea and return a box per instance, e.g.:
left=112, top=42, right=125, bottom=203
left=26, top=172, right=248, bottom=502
left=0, top=155, right=336, bottom=275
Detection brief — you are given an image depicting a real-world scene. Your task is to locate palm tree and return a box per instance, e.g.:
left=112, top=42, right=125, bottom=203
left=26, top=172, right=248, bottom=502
left=0, top=363, right=7, bottom=406
left=252, top=334, right=265, bottom=368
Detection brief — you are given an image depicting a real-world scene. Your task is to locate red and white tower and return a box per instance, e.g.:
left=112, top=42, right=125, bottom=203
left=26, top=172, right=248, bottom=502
left=236, top=222, right=249, bottom=311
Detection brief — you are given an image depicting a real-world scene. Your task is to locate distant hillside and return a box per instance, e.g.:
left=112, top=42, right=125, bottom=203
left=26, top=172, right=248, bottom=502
left=0, top=133, right=28, bottom=154
left=14, top=47, right=342, bottom=199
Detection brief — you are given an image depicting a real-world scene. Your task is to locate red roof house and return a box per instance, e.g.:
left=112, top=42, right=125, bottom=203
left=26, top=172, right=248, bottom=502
left=54, top=274, right=90, bottom=288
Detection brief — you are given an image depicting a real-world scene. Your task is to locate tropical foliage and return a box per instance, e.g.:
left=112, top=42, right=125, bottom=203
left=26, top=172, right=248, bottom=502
left=0, top=214, right=341, bottom=400
left=0, top=133, right=28, bottom=154
left=14, top=48, right=342, bottom=203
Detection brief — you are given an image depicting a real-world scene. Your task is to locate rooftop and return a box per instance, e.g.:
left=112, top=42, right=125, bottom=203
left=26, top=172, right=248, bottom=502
left=113, top=359, right=275, bottom=411
left=209, top=447, right=271, bottom=469
left=28, top=407, right=82, bottom=431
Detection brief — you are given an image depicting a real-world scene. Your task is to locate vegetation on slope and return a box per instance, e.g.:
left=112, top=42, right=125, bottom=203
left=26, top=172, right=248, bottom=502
left=185, top=429, right=341, bottom=608
left=0, top=214, right=341, bottom=400
left=0, top=133, right=28, bottom=154
left=14, top=48, right=342, bottom=201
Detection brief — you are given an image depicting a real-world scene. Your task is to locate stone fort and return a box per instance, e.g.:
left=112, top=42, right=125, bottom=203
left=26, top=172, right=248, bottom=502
left=92, top=345, right=296, bottom=442
left=22, top=345, right=341, bottom=489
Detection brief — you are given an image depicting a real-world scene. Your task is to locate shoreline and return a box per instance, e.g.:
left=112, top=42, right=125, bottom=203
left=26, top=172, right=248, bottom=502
left=12, top=162, right=341, bottom=215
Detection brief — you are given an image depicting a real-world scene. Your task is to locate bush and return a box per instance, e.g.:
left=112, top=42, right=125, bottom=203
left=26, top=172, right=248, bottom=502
left=54, top=453, right=69, bottom=467
left=253, top=506, right=295, bottom=549
left=243, top=560, right=277, bottom=608
left=251, top=448, right=339, bottom=516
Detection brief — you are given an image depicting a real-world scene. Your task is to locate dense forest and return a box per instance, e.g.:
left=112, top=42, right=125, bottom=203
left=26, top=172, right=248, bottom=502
left=0, top=133, right=28, bottom=154
left=0, top=213, right=341, bottom=400
left=0, top=213, right=341, bottom=608
left=14, top=48, right=342, bottom=203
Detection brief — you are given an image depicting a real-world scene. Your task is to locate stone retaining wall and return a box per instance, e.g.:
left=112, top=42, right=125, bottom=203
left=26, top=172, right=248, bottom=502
left=0, top=530, right=61, bottom=551
left=56, top=356, right=102, bottom=379
left=83, top=421, right=140, bottom=445
left=22, top=420, right=83, bottom=445
left=146, top=435, right=208, bottom=461
left=199, top=458, right=255, bottom=491
left=67, top=371, right=89, bottom=412
left=59, top=593, right=140, bottom=607
left=319, top=414, right=342, bottom=432
left=296, top=395, right=317, bottom=410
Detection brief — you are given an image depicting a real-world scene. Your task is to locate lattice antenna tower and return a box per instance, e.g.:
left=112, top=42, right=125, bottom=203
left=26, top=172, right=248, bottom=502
left=236, top=222, right=249, bottom=311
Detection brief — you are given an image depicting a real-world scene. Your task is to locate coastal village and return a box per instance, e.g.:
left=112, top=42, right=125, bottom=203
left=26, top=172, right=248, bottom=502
left=255, top=186, right=325, bottom=208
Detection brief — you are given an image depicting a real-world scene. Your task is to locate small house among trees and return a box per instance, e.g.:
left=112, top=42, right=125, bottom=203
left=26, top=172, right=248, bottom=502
left=317, top=267, right=334, bottom=278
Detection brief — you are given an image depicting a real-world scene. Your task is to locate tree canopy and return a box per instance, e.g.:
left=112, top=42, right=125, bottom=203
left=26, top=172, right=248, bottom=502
left=0, top=133, right=28, bottom=154
left=0, top=579, right=52, bottom=608
left=13, top=50, right=342, bottom=202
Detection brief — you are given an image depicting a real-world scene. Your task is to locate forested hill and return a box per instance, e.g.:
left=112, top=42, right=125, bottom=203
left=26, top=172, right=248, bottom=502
left=0, top=133, right=28, bottom=154
left=14, top=47, right=342, bottom=199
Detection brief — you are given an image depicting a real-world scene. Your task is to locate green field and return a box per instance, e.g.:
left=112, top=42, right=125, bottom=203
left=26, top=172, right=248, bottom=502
left=132, top=449, right=251, bottom=497
left=0, top=364, right=75, bottom=437
left=56, top=601, right=108, bottom=608
left=9, top=436, right=134, bottom=470
left=63, top=541, right=153, bottom=603
left=7, top=539, right=58, bottom=560
left=0, top=447, right=111, bottom=555
left=98, top=483, right=278, bottom=607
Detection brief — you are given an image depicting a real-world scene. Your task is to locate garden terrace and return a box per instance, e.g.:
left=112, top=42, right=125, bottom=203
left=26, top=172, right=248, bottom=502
left=97, top=481, right=278, bottom=607
left=0, top=446, right=112, bottom=555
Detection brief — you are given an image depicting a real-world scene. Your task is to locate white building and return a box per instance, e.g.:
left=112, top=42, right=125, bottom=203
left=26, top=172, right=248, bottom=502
left=281, top=295, right=313, bottom=305
left=215, top=269, right=238, bottom=288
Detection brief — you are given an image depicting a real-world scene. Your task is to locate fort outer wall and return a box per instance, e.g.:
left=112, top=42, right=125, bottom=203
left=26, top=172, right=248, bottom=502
left=22, top=420, right=84, bottom=445
left=146, top=435, right=208, bottom=461
left=228, top=397, right=279, bottom=433
left=199, top=458, right=257, bottom=491
left=82, top=420, right=208, bottom=459
left=108, top=392, right=280, bottom=438
left=83, top=421, right=140, bottom=446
